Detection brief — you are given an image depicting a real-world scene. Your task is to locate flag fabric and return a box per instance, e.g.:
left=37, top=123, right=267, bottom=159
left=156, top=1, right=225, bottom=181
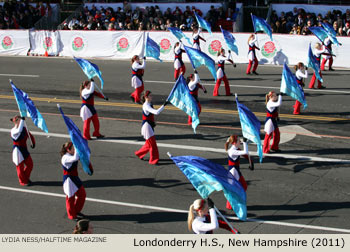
left=251, top=14, right=273, bottom=41
left=309, top=27, right=328, bottom=43
left=168, top=27, right=192, bottom=45
left=280, top=63, right=307, bottom=109
left=184, top=45, right=216, bottom=81
left=10, top=81, right=48, bottom=133
left=145, top=33, right=162, bottom=62
left=167, top=75, right=200, bottom=133
left=58, top=105, right=92, bottom=176
left=307, top=43, right=323, bottom=82
left=235, top=95, right=263, bottom=163
left=194, top=12, right=212, bottom=35
left=321, top=22, right=336, bottom=37
left=170, top=155, right=247, bottom=220
left=74, top=57, right=104, bottom=90
left=220, top=26, right=239, bottom=55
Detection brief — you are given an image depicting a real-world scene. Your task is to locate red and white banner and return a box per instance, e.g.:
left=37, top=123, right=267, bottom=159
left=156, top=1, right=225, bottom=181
left=0, top=30, right=30, bottom=56
left=29, top=30, right=60, bottom=56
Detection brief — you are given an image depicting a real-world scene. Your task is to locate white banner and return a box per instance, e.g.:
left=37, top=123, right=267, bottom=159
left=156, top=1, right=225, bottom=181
left=0, top=30, right=30, bottom=56
left=29, top=30, right=60, bottom=56
left=271, top=3, right=350, bottom=16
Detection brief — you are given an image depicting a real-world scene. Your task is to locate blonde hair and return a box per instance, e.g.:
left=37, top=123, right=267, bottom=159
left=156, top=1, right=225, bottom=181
left=248, top=34, right=255, bottom=44
left=225, top=135, right=238, bottom=151
left=265, top=91, right=276, bottom=104
left=315, top=42, right=322, bottom=49
left=187, top=199, right=207, bottom=231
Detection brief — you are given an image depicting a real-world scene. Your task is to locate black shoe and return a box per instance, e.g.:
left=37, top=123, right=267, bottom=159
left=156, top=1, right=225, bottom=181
left=77, top=212, right=87, bottom=218
left=130, top=96, right=134, bottom=103
left=319, top=85, right=326, bottom=89
left=252, top=71, right=259, bottom=75
left=329, top=68, right=335, bottom=71
left=95, top=134, right=105, bottom=139
left=271, top=149, right=282, bottom=153
left=226, top=93, right=233, bottom=96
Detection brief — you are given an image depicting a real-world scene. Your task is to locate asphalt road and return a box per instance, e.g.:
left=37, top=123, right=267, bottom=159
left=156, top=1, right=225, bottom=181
left=0, top=56, right=349, bottom=234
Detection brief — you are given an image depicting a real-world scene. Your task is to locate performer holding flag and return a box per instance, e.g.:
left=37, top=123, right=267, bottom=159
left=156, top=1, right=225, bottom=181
left=246, top=34, right=260, bottom=75
left=309, top=43, right=330, bottom=89
left=293, top=62, right=308, bottom=115
left=213, top=48, right=235, bottom=96
left=135, top=91, right=167, bottom=165
left=173, top=41, right=186, bottom=80
left=80, top=79, right=106, bottom=140
left=187, top=70, right=207, bottom=125
left=192, top=25, right=206, bottom=51
left=10, top=115, right=35, bottom=186
left=321, top=36, right=334, bottom=71
left=131, top=55, right=146, bottom=104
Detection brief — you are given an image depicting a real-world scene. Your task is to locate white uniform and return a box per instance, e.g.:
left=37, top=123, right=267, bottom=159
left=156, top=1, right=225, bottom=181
left=141, top=102, right=164, bottom=140
left=188, top=73, right=200, bottom=91
left=323, top=37, right=332, bottom=60
left=248, top=36, right=258, bottom=61
left=174, top=43, right=184, bottom=70
left=192, top=208, right=219, bottom=234
left=216, top=55, right=230, bottom=79
left=11, top=119, right=25, bottom=165
left=192, top=28, right=202, bottom=50
left=131, top=60, right=146, bottom=88
left=80, top=81, right=95, bottom=121
left=227, top=142, right=248, bottom=180
left=264, top=95, right=282, bottom=135
left=295, top=69, right=308, bottom=81
left=314, top=46, right=327, bottom=58
left=61, top=151, right=80, bottom=198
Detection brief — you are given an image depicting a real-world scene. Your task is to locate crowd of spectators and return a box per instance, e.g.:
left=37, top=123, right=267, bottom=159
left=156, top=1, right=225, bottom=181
left=61, top=1, right=238, bottom=31
left=0, top=0, right=52, bottom=29
left=269, top=7, right=350, bottom=36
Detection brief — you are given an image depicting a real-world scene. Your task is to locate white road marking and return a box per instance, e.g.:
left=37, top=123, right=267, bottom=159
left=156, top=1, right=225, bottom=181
left=145, top=80, right=350, bottom=94
left=279, top=125, right=321, bottom=144
left=0, top=185, right=349, bottom=233
left=0, top=74, right=40, bottom=78
left=1, top=128, right=350, bottom=164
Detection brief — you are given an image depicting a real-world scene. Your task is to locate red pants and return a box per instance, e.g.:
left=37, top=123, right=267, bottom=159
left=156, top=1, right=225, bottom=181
left=293, top=100, right=301, bottom=115
left=188, top=102, right=201, bottom=125
left=263, top=128, right=280, bottom=153
left=321, top=57, right=333, bottom=71
left=135, top=136, right=159, bottom=165
left=174, top=65, right=186, bottom=80
left=16, top=155, right=33, bottom=186
left=213, top=75, right=231, bottom=96
left=226, top=175, right=247, bottom=210
left=66, top=186, right=86, bottom=220
left=83, top=114, right=101, bottom=140
left=246, top=59, right=258, bottom=74
left=131, top=84, right=144, bottom=103
left=309, top=72, right=323, bottom=89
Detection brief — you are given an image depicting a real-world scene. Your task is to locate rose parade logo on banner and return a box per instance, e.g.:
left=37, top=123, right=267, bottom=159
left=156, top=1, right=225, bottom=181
left=116, top=37, right=130, bottom=52
left=1, top=36, right=14, bottom=50
left=159, top=38, right=172, bottom=54
left=71, top=35, right=86, bottom=52
left=43, top=37, right=53, bottom=50
left=208, top=39, right=222, bottom=56
left=261, top=40, right=277, bottom=58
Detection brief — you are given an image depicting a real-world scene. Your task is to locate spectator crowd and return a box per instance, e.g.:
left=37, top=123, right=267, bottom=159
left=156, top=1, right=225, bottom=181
left=61, top=1, right=238, bottom=32
left=0, top=0, right=52, bottom=30
left=269, top=7, right=350, bottom=36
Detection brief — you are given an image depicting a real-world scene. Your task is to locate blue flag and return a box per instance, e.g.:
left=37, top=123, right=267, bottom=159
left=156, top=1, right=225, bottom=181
left=280, top=63, right=307, bottom=109
left=235, top=96, right=263, bottom=163
left=171, top=155, right=247, bottom=220
left=167, top=75, right=200, bottom=133
left=251, top=14, right=273, bottom=41
left=168, top=27, right=192, bottom=45
left=11, top=81, right=48, bottom=133
left=184, top=45, right=216, bottom=81
left=194, top=12, right=212, bottom=35
left=307, top=43, right=323, bottom=83
left=309, top=27, right=328, bottom=43
left=220, top=26, right=239, bottom=55
left=58, top=105, right=92, bottom=176
left=321, top=22, right=336, bottom=37
left=145, top=33, right=162, bottom=62
left=74, top=57, right=104, bottom=90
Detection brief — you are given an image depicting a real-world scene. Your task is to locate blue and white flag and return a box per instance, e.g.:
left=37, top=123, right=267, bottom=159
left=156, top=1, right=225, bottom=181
left=167, top=75, right=200, bottom=133
left=309, top=26, right=328, bottom=43
left=145, top=33, right=162, bottom=62
left=74, top=57, right=104, bottom=90
left=11, top=81, right=48, bottom=133
left=171, top=155, right=247, bottom=220
left=280, top=63, right=307, bottom=109
left=220, top=26, right=239, bottom=55
left=307, top=43, right=323, bottom=83
left=235, top=95, right=263, bottom=163
left=58, top=105, right=92, bottom=176
left=184, top=45, right=216, bottom=81
left=321, top=22, right=336, bottom=37
left=168, top=27, right=192, bottom=45
left=194, top=12, right=212, bottom=35
left=251, top=14, right=273, bottom=41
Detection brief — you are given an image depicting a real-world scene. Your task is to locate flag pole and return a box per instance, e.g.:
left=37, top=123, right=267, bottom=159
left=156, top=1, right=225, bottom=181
left=214, top=206, right=239, bottom=234
left=93, top=82, right=106, bottom=99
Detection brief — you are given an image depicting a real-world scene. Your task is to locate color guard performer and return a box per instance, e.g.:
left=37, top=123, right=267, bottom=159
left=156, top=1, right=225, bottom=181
left=187, top=70, right=207, bottom=125
left=174, top=41, right=186, bottom=80
left=321, top=36, right=334, bottom=71
left=293, top=62, right=308, bottom=115
left=80, top=80, right=106, bottom=140
left=192, top=26, right=206, bottom=51
left=246, top=34, right=260, bottom=75
left=10, top=115, right=35, bottom=186
left=309, top=43, right=332, bottom=89
left=213, top=48, right=235, bottom=96
left=131, top=55, right=146, bottom=103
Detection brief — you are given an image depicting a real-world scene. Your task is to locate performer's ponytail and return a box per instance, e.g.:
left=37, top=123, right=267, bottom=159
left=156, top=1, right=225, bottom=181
left=60, top=141, right=72, bottom=157
left=131, top=55, right=138, bottom=64
left=225, top=135, right=238, bottom=151
left=265, top=91, right=275, bottom=104
left=141, top=90, right=151, bottom=104
left=187, top=204, right=195, bottom=231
